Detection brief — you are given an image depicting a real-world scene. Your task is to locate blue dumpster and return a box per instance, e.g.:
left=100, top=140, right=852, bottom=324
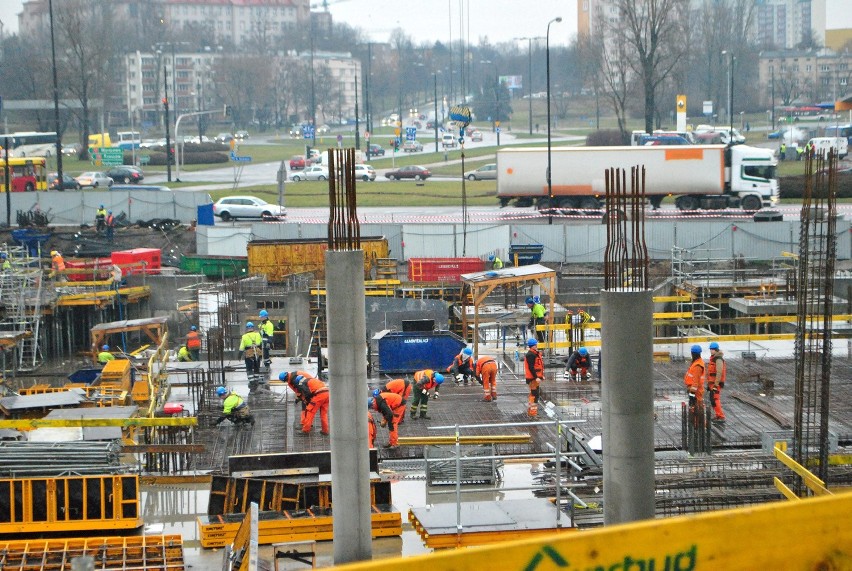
left=508, top=244, right=544, bottom=266
left=375, top=330, right=467, bottom=374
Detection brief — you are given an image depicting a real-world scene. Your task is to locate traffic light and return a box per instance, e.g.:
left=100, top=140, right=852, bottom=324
left=161, top=97, right=169, bottom=111
left=224, top=104, right=232, bottom=117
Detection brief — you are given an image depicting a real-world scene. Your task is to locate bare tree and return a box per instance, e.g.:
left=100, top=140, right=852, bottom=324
left=212, top=54, right=274, bottom=129
left=615, top=0, right=689, bottom=134
left=55, top=0, right=119, bottom=157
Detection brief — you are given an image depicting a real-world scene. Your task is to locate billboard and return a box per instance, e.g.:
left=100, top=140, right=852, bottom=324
left=499, top=75, right=523, bottom=90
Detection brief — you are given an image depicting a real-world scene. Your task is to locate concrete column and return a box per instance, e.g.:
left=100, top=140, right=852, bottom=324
left=326, top=250, right=372, bottom=562
left=286, top=291, right=311, bottom=358
left=600, top=289, right=655, bottom=525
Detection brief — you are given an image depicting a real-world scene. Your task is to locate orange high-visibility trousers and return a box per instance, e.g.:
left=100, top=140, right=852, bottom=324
left=480, top=361, right=498, bottom=400
left=302, top=391, right=330, bottom=433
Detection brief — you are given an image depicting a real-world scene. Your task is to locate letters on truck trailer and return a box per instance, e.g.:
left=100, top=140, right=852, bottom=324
left=495, top=144, right=778, bottom=212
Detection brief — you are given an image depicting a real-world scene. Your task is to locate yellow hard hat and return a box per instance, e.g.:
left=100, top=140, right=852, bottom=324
left=50, top=250, right=59, bottom=256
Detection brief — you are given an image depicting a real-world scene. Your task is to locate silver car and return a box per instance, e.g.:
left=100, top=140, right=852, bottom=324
left=290, top=166, right=329, bottom=182
left=213, top=196, right=286, bottom=221
left=464, top=163, right=497, bottom=181
left=354, top=164, right=376, bottom=181
left=75, top=171, right=114, bottom=188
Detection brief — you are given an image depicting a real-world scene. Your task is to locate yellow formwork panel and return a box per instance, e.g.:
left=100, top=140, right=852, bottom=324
left=0, top=474, right=142, bottom=535
left=247, top=237, right=389, bottom=282
left=331, top=492, right=852, bottom=571
left=0, top=534, right=184, bottom=570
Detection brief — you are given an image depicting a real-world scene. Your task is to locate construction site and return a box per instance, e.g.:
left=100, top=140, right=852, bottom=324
left=0, top=149, right=850, bottom=570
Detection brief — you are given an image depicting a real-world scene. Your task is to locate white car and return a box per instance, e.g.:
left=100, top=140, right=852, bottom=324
left=75, top=171, right=114, bottom=188
left=290, top=165, right=329, bottom=182
left=354, top=164, right=376, bottom=181
left=213, top=196, right=286, bottom=221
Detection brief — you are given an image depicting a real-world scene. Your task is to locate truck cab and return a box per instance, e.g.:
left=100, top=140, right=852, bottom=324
left=728, top=145, right=778, bottom=210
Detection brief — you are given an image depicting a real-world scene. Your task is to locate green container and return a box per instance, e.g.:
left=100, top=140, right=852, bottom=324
left=180, top=254, right=248, bottom=278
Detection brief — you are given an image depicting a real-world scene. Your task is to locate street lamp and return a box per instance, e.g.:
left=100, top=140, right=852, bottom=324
left=515, top=36, right=544, bottom=135
left=546, top=16, right=562, bottom=223
left=722, top=50, right=734, bottom=136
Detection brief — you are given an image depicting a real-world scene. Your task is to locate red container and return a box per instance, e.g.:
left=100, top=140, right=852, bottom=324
left=111, top=248, right=162, bottom=275
left=66, top=257, right=114, bottom=282
left=407, top=258, right=485, bottom=282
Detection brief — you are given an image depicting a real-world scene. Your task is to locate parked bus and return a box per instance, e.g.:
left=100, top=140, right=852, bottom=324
left=0, top=157, right=48, bottom=191
left=0, top=131, right=58, bottom=148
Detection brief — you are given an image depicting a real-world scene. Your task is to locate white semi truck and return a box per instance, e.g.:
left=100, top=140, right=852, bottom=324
left=496, top=144, right=778, bottom=211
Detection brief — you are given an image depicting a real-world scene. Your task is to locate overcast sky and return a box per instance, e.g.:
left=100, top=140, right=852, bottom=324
left=2, top=0, right=851, bottom=42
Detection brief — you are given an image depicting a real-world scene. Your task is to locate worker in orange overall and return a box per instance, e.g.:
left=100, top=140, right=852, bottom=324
left=707, top=341, right=726, bottom=422
left=524, top=338, right=544, bottom=417
left=380, top=378, right=413, bottom=421
left=279, top=370, right=320, bottom=426
left=367, top=412, right=377, bottom=448
left=296, top=375, right=330, bottom=435
left=684, top=345, right=706, bottom=422
left=474, top=355, right=499, bottom=401
left=409, top=369, right=444, bottom=419
left=369, top=392, right=405, bottom=448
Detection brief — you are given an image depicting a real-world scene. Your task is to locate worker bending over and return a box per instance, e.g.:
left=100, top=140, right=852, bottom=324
left=474, top=355, right=499, bottom=401
left=214, top=386, right=255, bottom=427
left=409, top=370, right=444, bottom=419
left=369, top=392, right=405, bottom=449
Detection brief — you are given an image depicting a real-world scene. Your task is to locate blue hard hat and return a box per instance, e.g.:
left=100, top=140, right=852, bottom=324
left=533, top=296, right=541, bottom=304
left=0, top=252, right=6, bottom=258
left=190, top=325, right=197, bottom=331
left=259, top=309, right=268, bottom=318
left=279, top=372, right=289, bottom=382
left=246, top=321, right=254, bottom=328
left=434, top=372, right=444, bottom=384
left=709, top=342, right=720, bottom=350
left=368, top=397, right=375, bottom=409
left=216, top=386, right=227, bottom=397
left=488, top=254, right=495, bottom=261
left=102, top=344, right=109, bottom=351
left=525, top=297, right=534, bottom=305
left=691, top=344, right=702, bottom=354
left=108, top=210, right=112, bottom=214
left=99, top=204, right=104, bottom=208
left=579, top=347, right=588, bottom=356
left=462, top=347, right=473, bottom=356
left=527, top=338, right=538, bottom=347
left=372, top=388, right=380, bottom=397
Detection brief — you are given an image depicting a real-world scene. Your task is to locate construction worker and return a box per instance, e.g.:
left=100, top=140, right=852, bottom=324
left=369, top=392, right=405, bottom=448
left=524, top=338, right=544, bottom=417
left=296, top=375, right=330, bottom=434
left=367, top=412, right=377, bottom=448
left=105, top=210, right=115, bottom=242
left=186, top=326, right=202, bottom=361
left=565, top=347, right=592, bottom=382
left=474, top=355, right=499, bottom=401
left=409, top=370, right=444, bottom=419
left=1, top=252, right=10, bottom=271
left=380, top=378, right=413, bottom=420
left=684, top=344, right=706, bottom=419
left=98, top=344, right=115, bottom=365
left=707, top=341, right=727, bottom=422
left=95, top=204, right=107, bottom=235
left=49, top=250, right=66, bottom=281
left=489, top=254, right=503, bottom=270
left=239, top=322, right=263, bottom=387
left=177, top=344, right=192, bottom=362
left=526, top=296, right=546, bottom=342
left=258, top=309, right=274, bottom=369
left=280, top=370, right=317, bottom=425
left=779, top=142, right=787, bottom=161
left=447, top=347, right=475, bottom=385
left=214, top=386, right=255, bottom=427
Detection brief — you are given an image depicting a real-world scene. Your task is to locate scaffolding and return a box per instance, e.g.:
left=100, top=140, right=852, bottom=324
left=0, top=246, right=47, bottom=372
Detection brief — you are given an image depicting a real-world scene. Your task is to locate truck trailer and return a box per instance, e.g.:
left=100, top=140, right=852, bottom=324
left=496, top=144, right=778, bottom=211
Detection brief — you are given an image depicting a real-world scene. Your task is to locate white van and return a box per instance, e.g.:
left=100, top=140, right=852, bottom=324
left=442, top=133, right=458, bottom=149
left=807, top=137, right=848, bottom=159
